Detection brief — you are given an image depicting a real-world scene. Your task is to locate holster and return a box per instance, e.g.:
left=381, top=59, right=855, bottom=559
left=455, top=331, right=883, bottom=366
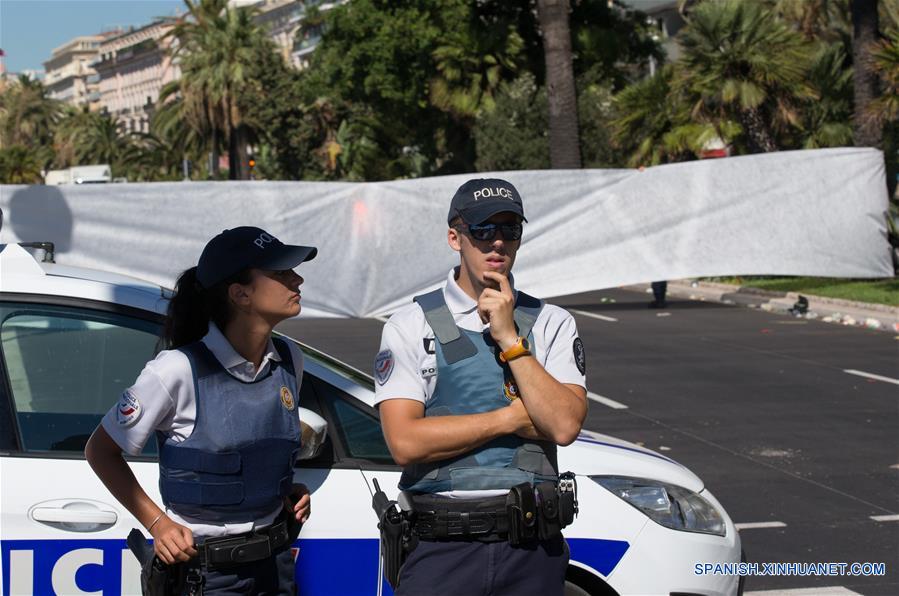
left=505, top=482, right=538, bottom=546
left=127, top=528, right=202, bottom=596
left=372, top=479, right=415, bottom=590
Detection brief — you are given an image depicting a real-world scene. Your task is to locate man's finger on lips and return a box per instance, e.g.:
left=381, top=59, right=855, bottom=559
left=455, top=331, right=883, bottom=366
left=484, top=271, right=511, bottom=292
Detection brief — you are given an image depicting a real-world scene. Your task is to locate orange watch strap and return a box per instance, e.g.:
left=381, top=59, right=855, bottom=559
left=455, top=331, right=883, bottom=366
left=499, top=337, right=531, bottom=363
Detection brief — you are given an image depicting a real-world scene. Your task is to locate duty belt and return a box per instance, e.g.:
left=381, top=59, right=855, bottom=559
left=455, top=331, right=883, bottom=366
left=197, top=517, right=292, bottom=570
left=410, top=493, right=511, bottom=542
left=407, top=475, right=579, bottom=545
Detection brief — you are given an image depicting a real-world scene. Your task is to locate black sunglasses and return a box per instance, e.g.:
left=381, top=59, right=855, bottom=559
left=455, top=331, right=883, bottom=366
left=457, top=222, right=523, bottom=242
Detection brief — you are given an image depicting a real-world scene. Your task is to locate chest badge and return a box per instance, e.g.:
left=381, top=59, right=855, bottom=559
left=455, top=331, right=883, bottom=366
left=503, top=378, right=520, bottom=401
left=280, top=386, right=295, bottom=410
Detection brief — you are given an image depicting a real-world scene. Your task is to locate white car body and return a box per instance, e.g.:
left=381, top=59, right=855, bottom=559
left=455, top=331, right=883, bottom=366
left=0, top=243, right=741, bottom=596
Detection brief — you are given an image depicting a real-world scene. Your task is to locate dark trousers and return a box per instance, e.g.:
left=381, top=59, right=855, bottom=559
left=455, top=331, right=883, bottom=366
left=651, top=281, right=667, bottom=302
left=396, top=536, right=569, bottom=596
left=187, top=544, right=296, bottom=596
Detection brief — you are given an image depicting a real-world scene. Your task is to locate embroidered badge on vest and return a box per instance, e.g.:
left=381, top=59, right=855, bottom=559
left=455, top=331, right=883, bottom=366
left=280, top=386, right=295, bottom=410
left=503, top=378, right=520, bottom=401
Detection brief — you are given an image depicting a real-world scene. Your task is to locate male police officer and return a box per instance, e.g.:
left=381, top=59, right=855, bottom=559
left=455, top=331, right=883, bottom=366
left=374, top=178, right=588, bottom=595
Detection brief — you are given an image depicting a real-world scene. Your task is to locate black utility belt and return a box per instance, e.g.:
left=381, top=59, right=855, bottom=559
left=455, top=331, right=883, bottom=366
left=409, top=474, right=579, bottom=545
left=197, top=517, right=291, bottom=570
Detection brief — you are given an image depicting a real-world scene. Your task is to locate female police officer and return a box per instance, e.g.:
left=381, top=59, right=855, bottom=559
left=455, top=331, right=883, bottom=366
left=86, top=226, right=316, bottom=594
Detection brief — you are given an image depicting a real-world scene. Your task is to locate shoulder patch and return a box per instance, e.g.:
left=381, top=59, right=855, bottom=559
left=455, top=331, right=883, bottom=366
left=573, top=338, right=586, bottom=375
left=374, top=349, right=395, bottom=385
left=116, top=391, right=143, bottom=427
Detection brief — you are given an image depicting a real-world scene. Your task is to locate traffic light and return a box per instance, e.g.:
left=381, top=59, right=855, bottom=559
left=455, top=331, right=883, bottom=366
left=248, top=156, right=256, bottom=180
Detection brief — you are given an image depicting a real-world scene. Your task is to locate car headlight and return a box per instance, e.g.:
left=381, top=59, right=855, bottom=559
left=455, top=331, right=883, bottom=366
left=590, top=476, right=726, bottom=536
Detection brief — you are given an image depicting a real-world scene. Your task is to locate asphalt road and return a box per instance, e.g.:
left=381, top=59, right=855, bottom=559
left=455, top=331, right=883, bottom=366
left=279, top=287, right=899, bottom=596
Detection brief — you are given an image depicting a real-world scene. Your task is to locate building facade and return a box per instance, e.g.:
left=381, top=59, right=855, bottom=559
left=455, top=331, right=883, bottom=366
left=42, top=35, right=107, bottom=109
left=233, top=0, right=340, bottom=70
left=93, top=19, right=180, bottom=133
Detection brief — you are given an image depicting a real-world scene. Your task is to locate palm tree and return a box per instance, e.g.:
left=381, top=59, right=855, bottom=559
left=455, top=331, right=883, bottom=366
left=430, top=23, right=524, bottom=120
left=850, top=0, right=881, bottom=147
left=536, top=0, right=581, bottom=168
left=770, top=0, right=850, bottom=41
left=153, top=80, right=223, bottom=178
left=169, top=0, right=269, bottom=180
left=677, top=0, right=816, bottom=153
left=611, top=65, right=716, bottom=166
left=865, top=28, right=898, bottom=128
left=802, top=43, right=855, bottom=148
left=0, top=75, right=60, bottom=167
left=0, top=145, right=44, bottom=184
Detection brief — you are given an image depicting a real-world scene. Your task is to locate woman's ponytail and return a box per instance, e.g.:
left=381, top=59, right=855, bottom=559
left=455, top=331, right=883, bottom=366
left=162, top=266, right=253, bottom=349
left=163, top=267, right=209, bottom=349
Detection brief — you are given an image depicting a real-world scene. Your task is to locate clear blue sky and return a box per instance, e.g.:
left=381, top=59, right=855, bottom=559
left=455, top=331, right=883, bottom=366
left=1, top=0, right=185, bottom=73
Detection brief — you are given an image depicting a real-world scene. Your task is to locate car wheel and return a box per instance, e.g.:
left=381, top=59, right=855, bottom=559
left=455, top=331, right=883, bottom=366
left=565, top=566, right=619, bottom=596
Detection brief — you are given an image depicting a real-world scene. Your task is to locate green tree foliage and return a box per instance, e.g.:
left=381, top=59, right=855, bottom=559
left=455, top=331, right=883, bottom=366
left=474, top=73, right=550, bottom=171
left=0, top=145, right=44, bottom=184
left=0, top=75, right=60, bottom=169
left=611, top=65, right=693, bottom=166
left=168, top=0, right=273, bottom=179
left=802, top=43, right=854, bottom=148
left=677, top=0, right=816, bottom=153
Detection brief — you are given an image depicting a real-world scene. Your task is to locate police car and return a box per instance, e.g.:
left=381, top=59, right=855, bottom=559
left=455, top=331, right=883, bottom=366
left=0, top=242, right=742, bottom=596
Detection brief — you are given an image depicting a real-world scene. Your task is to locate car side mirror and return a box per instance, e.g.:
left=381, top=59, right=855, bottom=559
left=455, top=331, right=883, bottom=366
left=297, top=407, right=328, bottom=460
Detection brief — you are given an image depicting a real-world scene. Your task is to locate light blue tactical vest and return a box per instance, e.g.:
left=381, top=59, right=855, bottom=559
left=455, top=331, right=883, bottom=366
left=399, top=289, right=558, bottom=493
left=157, top=338, right=301, bottom=523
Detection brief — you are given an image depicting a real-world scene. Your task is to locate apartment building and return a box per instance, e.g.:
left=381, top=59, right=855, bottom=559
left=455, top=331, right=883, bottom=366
left=42, top=35, right=107, bottom=109
left=93, top=19, right=180, bottom=133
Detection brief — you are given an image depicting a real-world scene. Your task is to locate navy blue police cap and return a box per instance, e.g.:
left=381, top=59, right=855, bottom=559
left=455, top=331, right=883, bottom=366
left=447, top=178, right=527, bottom=225
left=196, top=226, right=317, bottom=289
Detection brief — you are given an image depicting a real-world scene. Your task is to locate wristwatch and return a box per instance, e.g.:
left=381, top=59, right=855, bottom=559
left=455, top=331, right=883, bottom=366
left=499, top=337, right=531, bottom=363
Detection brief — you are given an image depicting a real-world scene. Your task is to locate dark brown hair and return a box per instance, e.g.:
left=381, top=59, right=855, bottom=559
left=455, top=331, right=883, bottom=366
left=162, top=266, right=253, bottom=349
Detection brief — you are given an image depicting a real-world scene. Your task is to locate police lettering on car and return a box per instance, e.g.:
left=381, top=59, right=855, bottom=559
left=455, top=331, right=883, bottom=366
left=85, top=227, right=317, bottom=595
left=374, top=178, right=588, bottom=595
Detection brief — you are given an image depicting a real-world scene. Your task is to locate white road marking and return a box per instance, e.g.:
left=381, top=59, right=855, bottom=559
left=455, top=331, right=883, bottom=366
left=870, top=514, right=899, bottom=522
left=745, top=588, right=861, bottom=596
left=843, top=369, right=899, bottom=385
left=587, top=392, right=628, bottom=409
left=571, top=309, right=618, bottom=323
left=734, top=521, right=787, bottom=530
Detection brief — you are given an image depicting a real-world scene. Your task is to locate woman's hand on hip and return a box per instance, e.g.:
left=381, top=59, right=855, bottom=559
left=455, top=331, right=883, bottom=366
left=287, top=483, right=311, bottom=523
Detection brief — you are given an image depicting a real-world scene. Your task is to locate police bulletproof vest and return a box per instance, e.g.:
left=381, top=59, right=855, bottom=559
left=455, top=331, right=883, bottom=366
left=399, top=289, right=558, bottom=493
left=157, top=338, right=301, bottom=523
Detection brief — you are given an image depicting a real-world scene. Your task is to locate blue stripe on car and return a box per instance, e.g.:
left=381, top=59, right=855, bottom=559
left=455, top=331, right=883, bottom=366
left=2, top=537, right=629, bottom=595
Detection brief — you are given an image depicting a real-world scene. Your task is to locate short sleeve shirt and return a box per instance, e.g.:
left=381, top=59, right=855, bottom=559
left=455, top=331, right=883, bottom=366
left=100, top=322, right=305, bottom=538
left=374, top=268, right=586, bottom=406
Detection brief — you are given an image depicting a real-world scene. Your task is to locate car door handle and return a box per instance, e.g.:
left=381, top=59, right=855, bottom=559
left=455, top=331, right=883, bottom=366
left=31, top=507, right=118, bottom=525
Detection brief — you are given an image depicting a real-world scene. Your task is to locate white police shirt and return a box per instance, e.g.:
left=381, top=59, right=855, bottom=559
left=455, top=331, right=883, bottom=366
left=101, top=322, right=305, bottom=538
left=374, top=268, right=587, bottom=497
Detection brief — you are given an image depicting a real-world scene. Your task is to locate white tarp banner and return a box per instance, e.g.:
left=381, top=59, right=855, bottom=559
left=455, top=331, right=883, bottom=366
left=0, top=148, right=892, bottom=318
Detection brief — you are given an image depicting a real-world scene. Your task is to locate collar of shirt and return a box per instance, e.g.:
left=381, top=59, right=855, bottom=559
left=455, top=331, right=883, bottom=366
left=442, top=267, right=519, bottom=322
left=201, top=322, right=282, bottom=382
